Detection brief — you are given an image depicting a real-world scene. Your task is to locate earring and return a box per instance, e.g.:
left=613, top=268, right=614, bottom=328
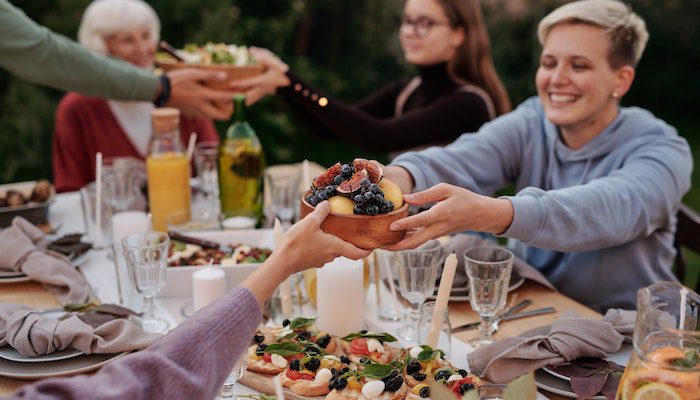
left=611, top=91, right=620, bottom=99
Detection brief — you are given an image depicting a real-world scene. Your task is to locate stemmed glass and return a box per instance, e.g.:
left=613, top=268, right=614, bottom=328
left=121, top=232, right=171, bottom=334
left=193, top=142, right=220, bottom=216
left=218, top=354, right=248, bottom=399
left=394, top=239, right=442, bottom=342
left=266, top=168, right=301, bottom=229
left=464, top=246, right=513, bottom=348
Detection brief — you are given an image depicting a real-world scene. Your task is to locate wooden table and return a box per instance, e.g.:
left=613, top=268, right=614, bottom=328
left=0, top=279, right=599, bottom=399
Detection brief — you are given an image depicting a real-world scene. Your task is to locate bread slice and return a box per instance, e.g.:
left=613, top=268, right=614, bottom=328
left=326, top=383, right=408, bottom=400
left=339, top=340, right=392, bottom=364
left=279, top=370, right=331, bottom=397
left=245, top=345, right=285, bottom=375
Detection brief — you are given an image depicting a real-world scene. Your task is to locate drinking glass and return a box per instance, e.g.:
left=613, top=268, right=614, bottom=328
left=218, top=354, right=248, bottom=398
left=194, top=142, right=220, bottom=215
left=418, top=301, right=452, bottom=357
left=394, top=240, right=442, bottom=342
left=464, top=246, right=513, bottom=348
left=265, top=168, right=301, bottom=229
left=79, top=182, right=113, bottom=248
left=373, top=249, right=406, bottom=322
left=121, top=232, right=170, bottom=334
left=103, top=157, right=147, bottom=213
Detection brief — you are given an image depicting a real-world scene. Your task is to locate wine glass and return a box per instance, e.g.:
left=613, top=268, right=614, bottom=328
left=121, top=232, right=170, bottom=334
left=265, top=168, right=301, bottom=229
left=394, top=239, right=442, bottom=342
left=218, top=353, right=248, bottom=398
left=464, top=246, right=513, bottom=348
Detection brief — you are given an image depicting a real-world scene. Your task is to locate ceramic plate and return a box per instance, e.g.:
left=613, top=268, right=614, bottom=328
left=0, top=252, right=87, bottom=284
left=0, top=351, right=129, bottom=379
left=0, top=347, right=83, bottom=363
left=430, top=271, right=525, bottom=302
left=522, top=325, right=632, bottom=399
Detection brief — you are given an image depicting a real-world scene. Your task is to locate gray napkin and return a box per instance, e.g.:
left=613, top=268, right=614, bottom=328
left=0, top=304, right=161, bottom=357
left=466, top=309, right=635, bottom=383
left=442, top=234, right=556, bottom=291
left=0, top=217, right=92, bottom=304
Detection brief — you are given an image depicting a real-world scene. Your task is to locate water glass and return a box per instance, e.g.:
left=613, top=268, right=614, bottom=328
left=102, top=157, right=147, bottom=213
left=394, top=240, right=442, bottom=342
left=373, top=249, right=406, bottom=322
left=418, top=301, right=452, bottom=357
left=194, top=142, right=220, bottom=214
left=79, top=182, right=113, bottom=248
left=121, top=232, right=170, bottom=334
left=218, top=353, right=248, bottom=398
left=265, top=168, right=301, bottom=229
left=465, top=246, right=513, bottom=348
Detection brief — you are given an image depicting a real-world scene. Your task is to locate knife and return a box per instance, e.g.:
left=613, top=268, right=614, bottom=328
left=452, top=299, right=531, bottom=333
left=453, top=307, right=556, bottom=333
left=167, top=231, right=232, bottom=253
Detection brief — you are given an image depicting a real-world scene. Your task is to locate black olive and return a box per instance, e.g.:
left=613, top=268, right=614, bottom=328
left=305, top=345, right=320, bottom=355
left=289, top=359, right=301, bottom=371
left=461, top=383, right=475, bottom=393
left=298, top=331, right=311, bottom=340
left=282, top=319, right=291, bottom=327
left=359, top=329, right=368, bottom=334
left=331, top=368, right=339, bottom=378
left=383, top=375, right=403, bottom=392
left=340, top=355, right=351, bottom=364
left=305, top=358, right=321, bottom=372
left=328, top=379, right=337, bottom=390
left=419, top=387, right=430, bottom=398
left=340, top=367, right=350, bottom=375
left=317, top=335, right=331, bottom=348
left=389, top=369, right=399, bottom=378
left=255, top=344, right=267, bottom=356
left=335, top=377, right=348, bottom=390
left=359, top=357, right=370, bottom=364
left=412, top=372, right=427, bottom=381
left=406, top=361, right=421, bottom=374
left=458, top=369, right=468, bottom=377
left=253, top=333, right=265, bottom=343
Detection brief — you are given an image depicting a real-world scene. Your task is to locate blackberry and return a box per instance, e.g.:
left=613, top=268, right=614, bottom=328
left=304, top=358, right=321, bottom=372
left=406, top=361, right=421, bottom=375
left=419, top=387, right=430, bottom=398
left=335, top=377, right=348, bottom=390
left=253, top=333, right=265, bottom=344
left=282, top=319, right=291, bottom=327
left=333, top=175, right=344, bottom=185
left=366, top=204, right=379, bottom=215
left=412, top=372, right=427, bottom=381
left=289, top=359, right=301, bottom=371
left=340, top=355, right=351, bottom=364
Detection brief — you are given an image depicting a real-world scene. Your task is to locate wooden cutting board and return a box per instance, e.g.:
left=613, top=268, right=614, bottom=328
left=239, top=370, right=325, bottom=400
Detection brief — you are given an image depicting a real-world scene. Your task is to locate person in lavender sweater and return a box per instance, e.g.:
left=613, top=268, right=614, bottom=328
left=384, top=0, right=692, bottom=311
left=7, top=201, right=370, bottom=400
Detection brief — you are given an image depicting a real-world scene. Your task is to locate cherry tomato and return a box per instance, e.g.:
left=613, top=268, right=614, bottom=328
left=349, top=338, right=370, bottom=355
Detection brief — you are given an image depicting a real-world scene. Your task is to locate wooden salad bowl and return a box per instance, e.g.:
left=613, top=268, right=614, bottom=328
left=158, top=62, right=265, bottom=90
left=300, top=191, right=409, bottom=250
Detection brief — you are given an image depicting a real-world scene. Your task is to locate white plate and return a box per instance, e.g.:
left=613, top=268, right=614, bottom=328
left=522, top=325, right=632, bottom=399
left=430, top=272, right=525, bottom=302
left=0, top=351, right=129, bottom=379
left=0, top=347, right=83, bottom=363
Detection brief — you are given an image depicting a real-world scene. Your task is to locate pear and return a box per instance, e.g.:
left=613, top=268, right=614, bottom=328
left=328, top=195, right=355, bottom=214
left=378, top=178, right=403, bottom=211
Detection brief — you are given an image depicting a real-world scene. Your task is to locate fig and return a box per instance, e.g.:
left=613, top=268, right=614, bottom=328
left=328, top=196, right=354, bottom=214
left=378, top=178, right=403, bottom=210
left=313, top=162, right=342, bottom=188
left=352, top=158, right=384, bottom=183
left=337, top=169, right=369, bottom=196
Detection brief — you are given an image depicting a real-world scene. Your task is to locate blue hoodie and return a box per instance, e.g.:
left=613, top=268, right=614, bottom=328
left=392, top=97, right=693, bottom=311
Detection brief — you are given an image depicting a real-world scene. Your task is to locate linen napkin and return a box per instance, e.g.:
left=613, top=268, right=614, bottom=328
left=466, top=309, right=635, bottom=383
left=442, top=234, right=556, bottom=291
left=0, top=303, right=161, bottom=357
left=0, top=216, right=92, bottom=304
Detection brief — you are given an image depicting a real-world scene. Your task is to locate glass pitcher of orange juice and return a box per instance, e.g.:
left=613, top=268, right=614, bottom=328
left=617, top=281, right=699, bottom=400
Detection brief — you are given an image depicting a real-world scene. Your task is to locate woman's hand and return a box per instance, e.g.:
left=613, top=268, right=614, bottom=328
left=275, top=201, right=371, bottom=274
left=386, top=183, right=514, bottom=251
left=165, top=68, right=238, bottom=120
left=230, top=47, right=290, bottom=106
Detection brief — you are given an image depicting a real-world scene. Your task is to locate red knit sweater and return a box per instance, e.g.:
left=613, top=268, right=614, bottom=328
left=52, top=93, right=219, bottom=192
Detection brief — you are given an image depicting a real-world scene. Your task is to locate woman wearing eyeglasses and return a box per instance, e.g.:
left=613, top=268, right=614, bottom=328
left=233, top=0, right=510, bottom=155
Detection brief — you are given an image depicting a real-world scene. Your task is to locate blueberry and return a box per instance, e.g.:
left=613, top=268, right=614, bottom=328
left=317, top=192, right=328, bottom=201
left=253, top=333, right=265, bottom=343
left=364, top=191, right=374, bottom=201
left=412, top=372, right=427, bottom=381
left=298, top=331, right=311, bottom=340
left=361, top=178, right=371, bottom=188
left=373, top=193, right=384, bottom=203
left=341, top=164, right=354, bottom=176
left=308, top=195, right=318, bottom=206
left=384, top=200, right=394, bottom=211
left=366, top=204, right=379, bottom=215
left=282, top=319, right=290, bottom=327
left=354, top=206, right=363, bottom=214
left=353, top=194, right=364, bottom=204
left=461, top=383, right=475, bottom=393
left=305, top=358, right=321, bottom=371
left=335, top=377, right=348, bottom=390
left=369, top=183, right=379, bottom=194
left=419, top=387, right=430, bottom=398
left=458, top=369, right=468, bottom=377
left=333, top=175, right=344, bottom=185
left=379, top=202, right=391, bottom=214
left=255, top=344, right=267, bottom=356
left=290, top=359, right=301, bottom=371
left=326, top=186, right=337, bottom=196
left=340, top=355, right=351, bottom=364
left=406, top=361, right=421, bottom=374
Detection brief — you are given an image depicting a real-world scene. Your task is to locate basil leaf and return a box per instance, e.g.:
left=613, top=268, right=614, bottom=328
left=282, top=332, right=298, bottom=340
left=264, top=342, right=303, bottom=356
left=417, top=345, right=445, bottom=362
left=361, top=364, right=394, bottom=379
left=289, top=317, right=317, bottom=330
left=671, top=349, right=699, bottom=369
left=341, top=331, right=398, bottom=343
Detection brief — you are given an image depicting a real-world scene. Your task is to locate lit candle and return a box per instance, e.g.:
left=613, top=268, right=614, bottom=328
left=111, top=211, right=148, bottom=246
left=192, top=265, right=226, bottom=311
left=316, top=257, right=364, bottom=335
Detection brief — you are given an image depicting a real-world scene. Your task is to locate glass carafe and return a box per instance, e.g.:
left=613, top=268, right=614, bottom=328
left=617, top=281, right=700, bottom=399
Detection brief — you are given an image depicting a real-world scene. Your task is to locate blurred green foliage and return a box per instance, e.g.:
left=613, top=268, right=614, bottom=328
left=0, top=0, right=698, bottom=285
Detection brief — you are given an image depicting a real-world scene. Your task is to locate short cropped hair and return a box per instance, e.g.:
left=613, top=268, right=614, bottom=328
left=78, top=0, right=160, bottom=55
left=537, top=0, right=649, bottom=68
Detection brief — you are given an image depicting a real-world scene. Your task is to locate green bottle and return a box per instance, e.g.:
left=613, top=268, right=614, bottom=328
left=218, top=94, right=265, bottom=223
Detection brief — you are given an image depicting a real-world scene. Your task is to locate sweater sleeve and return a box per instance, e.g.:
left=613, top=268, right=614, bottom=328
left=278, top=71, right=491, bottom=153
left=0, top=0, right=158, bottom=101
left=7, top=287, right=262, bottom=400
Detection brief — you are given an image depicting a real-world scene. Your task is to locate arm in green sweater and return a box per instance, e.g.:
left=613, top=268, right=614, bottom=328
left=0, top=0, right=158, bottom=101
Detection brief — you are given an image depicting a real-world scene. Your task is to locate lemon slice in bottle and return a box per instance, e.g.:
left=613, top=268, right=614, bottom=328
left=631, top=382, right=682, bottom=400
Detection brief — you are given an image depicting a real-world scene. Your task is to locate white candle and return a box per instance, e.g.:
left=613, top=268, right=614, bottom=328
left=192, top=266, right=226, bottom=311
left=427, top=253, right=456, bottom=347
left=222, top=216, right=256, bottom=230
left=111, top=211, right=148, bottom=246
left=95, top=152, right=103, bottom=248
left=274, top=219, right=293, bottom=317
left=316, top=257, right=364, bottom=335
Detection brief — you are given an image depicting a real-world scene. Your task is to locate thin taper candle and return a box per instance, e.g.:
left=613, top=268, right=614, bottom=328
left=427, top=253, right=457, bottom=347
left=186, top=132, right=197, bottom=161
left=95, top=152, right=103, bottom=248
left=274, top=219, right=293, bottom=317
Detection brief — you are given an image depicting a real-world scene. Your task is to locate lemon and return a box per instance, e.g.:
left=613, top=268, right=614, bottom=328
left=631, top=382, right=682, bottom=400
left=328, top=195, right=354, bottom=214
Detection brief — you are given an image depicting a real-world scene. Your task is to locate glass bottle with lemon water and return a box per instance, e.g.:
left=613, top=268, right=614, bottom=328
left=147, top=108, right=191, bottom=232
left=218, top=94, right=265, bottom=226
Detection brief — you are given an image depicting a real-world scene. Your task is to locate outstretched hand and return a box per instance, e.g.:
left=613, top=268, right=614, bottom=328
left=229, top=47, right=290, bottom=106
left=386, top=183, right=514, bottom=251
left=165, top=68, right=238, bottom=120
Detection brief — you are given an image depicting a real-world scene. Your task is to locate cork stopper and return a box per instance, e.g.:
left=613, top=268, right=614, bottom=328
left=151, top=108, right=180, bottom=134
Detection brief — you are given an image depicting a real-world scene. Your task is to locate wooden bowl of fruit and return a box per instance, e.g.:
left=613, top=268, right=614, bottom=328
left=299, top=159, right=409, bottom=250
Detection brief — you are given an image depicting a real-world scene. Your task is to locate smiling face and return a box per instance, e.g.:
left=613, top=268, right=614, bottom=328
left=536, top=23, right=634, bottom=148
left=104, top=26, right=155, bottom=69
left=399, top=0, right=464, bottom=66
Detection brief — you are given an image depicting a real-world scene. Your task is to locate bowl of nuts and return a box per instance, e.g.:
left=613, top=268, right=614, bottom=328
left=0, top=180, right=55, bottom=228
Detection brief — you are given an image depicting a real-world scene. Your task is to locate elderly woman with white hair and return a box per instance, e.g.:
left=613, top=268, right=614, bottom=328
left=384, top=0, right=692, bottom=311
left=52, top=0, right=218, bottom=193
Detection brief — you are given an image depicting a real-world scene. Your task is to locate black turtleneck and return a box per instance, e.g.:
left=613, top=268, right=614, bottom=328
left=278, top=62, right=492, bottom=153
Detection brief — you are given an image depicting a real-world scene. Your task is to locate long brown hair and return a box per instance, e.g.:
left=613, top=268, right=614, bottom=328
left=436, top=0, right=511, bottom=115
